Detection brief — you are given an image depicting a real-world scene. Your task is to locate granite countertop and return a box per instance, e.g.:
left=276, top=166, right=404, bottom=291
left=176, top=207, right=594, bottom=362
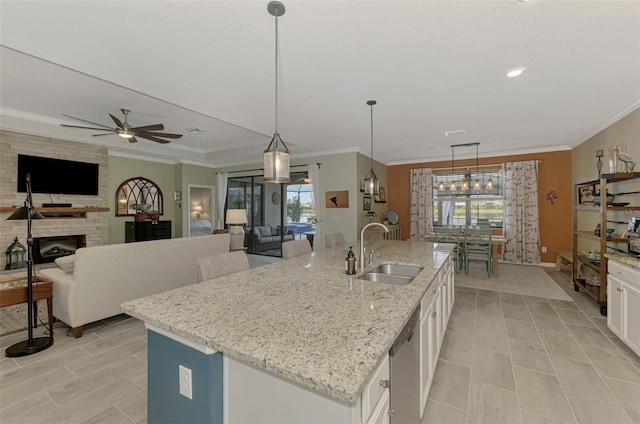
left=121, top=240, right=453, bottom=403
left=605, top=252, right=640, bottom=270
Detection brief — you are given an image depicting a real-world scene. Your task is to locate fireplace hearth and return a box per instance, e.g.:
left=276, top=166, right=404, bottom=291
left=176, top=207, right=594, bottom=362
left=33, top=235, right=86, bottom=264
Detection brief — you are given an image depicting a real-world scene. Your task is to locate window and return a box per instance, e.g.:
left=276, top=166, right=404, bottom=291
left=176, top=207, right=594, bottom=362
left=432, top=168, right=504, bottom=228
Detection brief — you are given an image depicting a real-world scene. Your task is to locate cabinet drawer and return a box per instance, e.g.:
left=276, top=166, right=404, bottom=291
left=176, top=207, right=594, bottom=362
left=608, top=261, right=640, bottom=289
left=362, top=354, right=389, bottom=422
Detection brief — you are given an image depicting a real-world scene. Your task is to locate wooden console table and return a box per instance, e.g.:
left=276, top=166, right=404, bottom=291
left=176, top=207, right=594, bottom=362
left=0, top=275, right=53, bottom=336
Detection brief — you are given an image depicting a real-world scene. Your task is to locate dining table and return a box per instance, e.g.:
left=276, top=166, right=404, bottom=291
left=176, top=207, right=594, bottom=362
left=427, top=227, right=506, bottom=277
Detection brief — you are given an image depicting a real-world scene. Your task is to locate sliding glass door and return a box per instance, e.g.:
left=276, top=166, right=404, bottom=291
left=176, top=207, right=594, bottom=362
left=226, top=172, right=315, bottom=256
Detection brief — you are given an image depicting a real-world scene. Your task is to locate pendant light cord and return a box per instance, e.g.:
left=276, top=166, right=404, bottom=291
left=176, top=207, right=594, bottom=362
left=370, top=103, right=374, bottom=170
left=274, top=11, right=279, bottom=134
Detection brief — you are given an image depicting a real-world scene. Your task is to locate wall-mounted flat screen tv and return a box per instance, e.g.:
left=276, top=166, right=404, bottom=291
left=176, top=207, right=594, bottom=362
left=17, top=154, right=99, bottom=196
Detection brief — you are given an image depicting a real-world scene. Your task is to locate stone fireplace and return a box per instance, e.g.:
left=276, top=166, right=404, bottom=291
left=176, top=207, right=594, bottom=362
left=0, top=131, right=109, bottom=265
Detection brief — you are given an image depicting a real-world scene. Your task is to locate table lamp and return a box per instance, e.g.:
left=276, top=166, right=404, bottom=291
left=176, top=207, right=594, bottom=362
left=5, top=173, right=54, bottom=357
left=192, top=205, right=203, bottom=219
left=226, top=209, right=247, bottom=251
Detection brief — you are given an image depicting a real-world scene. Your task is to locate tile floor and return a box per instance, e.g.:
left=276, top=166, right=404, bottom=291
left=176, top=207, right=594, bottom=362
left=422, top=271, right=640, bottom=424
left=0, top=268, right=638, bottom=423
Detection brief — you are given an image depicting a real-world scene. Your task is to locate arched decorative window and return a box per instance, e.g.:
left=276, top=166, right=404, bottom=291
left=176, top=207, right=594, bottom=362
left=115, top=177, right=164, bottom=217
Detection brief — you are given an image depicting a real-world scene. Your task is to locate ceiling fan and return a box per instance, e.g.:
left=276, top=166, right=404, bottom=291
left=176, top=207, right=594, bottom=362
left=294, top=174, right=311, bottom=183
left=60, top=108, right=182, bottom=144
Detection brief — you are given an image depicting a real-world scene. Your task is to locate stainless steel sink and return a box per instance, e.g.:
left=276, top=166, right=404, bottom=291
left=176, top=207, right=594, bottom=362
left=371, top=264, right=423, bottom=278
left=358, top=263, right=423, bottom=285
left=359, top=272, right=414, bottom=285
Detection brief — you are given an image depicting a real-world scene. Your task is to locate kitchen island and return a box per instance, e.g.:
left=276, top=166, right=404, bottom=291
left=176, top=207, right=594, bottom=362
left=121, top=240, right=454, bottom=423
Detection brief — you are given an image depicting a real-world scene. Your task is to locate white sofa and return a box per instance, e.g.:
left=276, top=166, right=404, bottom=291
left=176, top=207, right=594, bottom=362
left=38, top=234, right=230, bottom=337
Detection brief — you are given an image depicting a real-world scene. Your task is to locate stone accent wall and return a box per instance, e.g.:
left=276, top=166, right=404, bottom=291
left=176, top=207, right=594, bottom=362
left=0, top=131, right=109, bottom=254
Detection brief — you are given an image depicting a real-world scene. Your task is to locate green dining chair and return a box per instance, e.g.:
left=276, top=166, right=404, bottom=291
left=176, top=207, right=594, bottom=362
left=434, top=227, right=464, bottom=272
left=463, top=227, right=492, bottom=277
left=476, top=218, right=491, bottom=228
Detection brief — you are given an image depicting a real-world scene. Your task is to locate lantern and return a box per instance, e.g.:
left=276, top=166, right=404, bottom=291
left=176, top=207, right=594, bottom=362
left=5, top=237, right=27, bottom=270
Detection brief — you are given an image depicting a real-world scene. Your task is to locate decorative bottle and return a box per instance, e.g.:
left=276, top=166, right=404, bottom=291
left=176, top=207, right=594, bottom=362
left=346, top=246, right=357, bottom=275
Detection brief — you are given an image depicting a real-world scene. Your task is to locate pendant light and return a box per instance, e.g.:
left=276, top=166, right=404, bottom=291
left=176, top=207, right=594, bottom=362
left=473, top=143, right=481, bottom=190
left=264, top=1, right=290, bottom=183
left=449, top=145, right=457, bottom=191
left=363, top=100, right=379, bottom=196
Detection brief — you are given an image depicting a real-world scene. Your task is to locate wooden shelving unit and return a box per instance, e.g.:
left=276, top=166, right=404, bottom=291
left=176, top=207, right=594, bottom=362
left=0, top=207, right=109, bottom=219
left=572, top=172, right=639, bottom=315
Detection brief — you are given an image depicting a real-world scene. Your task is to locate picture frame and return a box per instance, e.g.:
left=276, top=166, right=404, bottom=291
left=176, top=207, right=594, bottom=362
left=375, top=187, right=386, bottom=203
left=578, top=185, right=595, bottom=205
left=363, top=196, right=372, bottom=211
left=325, top=190, right=349, bottom=208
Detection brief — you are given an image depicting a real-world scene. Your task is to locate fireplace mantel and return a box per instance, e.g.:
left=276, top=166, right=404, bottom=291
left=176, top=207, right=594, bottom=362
left=0, top=207, right=109, bottom=219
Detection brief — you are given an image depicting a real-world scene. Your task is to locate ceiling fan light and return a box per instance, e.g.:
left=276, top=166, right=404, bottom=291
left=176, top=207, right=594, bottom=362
left=118, top=131, right=134, bottom=139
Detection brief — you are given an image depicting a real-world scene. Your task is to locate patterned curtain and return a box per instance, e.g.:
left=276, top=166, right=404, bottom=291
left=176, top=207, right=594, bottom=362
left=503, top=161, right=541, bottom=264
left=410, top=168, right=433, bottom=240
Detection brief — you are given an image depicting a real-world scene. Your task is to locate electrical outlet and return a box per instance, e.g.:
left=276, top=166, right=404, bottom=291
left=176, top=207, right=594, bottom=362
left=542, top=246, right=547, bottom=253
left=179, top=365, right=192, bottom=399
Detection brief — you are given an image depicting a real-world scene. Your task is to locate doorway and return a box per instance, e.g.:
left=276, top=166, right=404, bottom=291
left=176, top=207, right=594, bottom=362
left=188, top=185, right=215, bottom=237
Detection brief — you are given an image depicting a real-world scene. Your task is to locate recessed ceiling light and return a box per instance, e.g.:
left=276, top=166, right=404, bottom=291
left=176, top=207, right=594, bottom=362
left=444, top=129, right=470, bottom=136
left=506, top=67, right=526, bottom=78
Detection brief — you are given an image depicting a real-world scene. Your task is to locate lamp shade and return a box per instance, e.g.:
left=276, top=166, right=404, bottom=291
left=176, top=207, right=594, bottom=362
left=264, top=133, right=290, bottom=183
left=226, top=209, right=247, bottom=225
left=7, top=205, right=45, bottom=220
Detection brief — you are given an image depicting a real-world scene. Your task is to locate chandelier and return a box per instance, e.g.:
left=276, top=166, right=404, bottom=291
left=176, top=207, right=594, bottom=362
left=443, top=142, right=493, bottom=191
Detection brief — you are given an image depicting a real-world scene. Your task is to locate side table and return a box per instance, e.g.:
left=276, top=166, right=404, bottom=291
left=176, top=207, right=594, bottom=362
left=0, top=275, right=54, bottom=338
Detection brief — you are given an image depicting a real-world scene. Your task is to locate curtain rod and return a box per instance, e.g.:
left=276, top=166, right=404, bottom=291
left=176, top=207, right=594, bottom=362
left=217, top=162, right=321, bottom=175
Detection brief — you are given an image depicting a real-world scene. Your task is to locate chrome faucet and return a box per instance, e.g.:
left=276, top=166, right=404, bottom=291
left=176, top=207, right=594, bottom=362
left=360, top=222, right=389, bottom=272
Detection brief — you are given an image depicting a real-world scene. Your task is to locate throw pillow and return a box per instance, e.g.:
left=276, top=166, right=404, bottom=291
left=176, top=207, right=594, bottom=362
left=258, top=226, right=272, bottom=238
left=55, top=254, right=76, bottom=274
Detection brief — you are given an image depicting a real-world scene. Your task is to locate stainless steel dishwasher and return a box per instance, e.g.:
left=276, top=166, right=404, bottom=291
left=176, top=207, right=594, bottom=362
left=389, top=305, right=421, bottom=423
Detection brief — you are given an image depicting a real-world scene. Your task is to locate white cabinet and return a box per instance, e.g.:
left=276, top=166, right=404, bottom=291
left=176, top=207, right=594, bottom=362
left=366, top=389, right=389, bottom=424
left=607, top=276, right=623, bottom=337
left=419, top=253, right=455, bottom=417
left=607, top=260, right=640, bottom=355
left=361, top=355, right=389, bottom=423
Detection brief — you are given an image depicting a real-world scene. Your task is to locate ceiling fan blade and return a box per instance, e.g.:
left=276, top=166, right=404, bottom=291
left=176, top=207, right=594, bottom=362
left=130, top=124, right=164, bottom=133
left=61, top=124, right=115, bottom=131
left=140, top=132, right=183, bottom=139
left=91, top=132, right=118, bottom=137
left=109, top=113, right=124, bottom=129
left=62, top=114, right=114, bottom=129
left=137, top=134, right=171, bottom=144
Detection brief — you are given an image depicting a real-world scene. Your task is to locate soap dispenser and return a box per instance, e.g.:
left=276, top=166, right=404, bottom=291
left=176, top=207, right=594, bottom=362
left=346, top=246, right=357, bottom=275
